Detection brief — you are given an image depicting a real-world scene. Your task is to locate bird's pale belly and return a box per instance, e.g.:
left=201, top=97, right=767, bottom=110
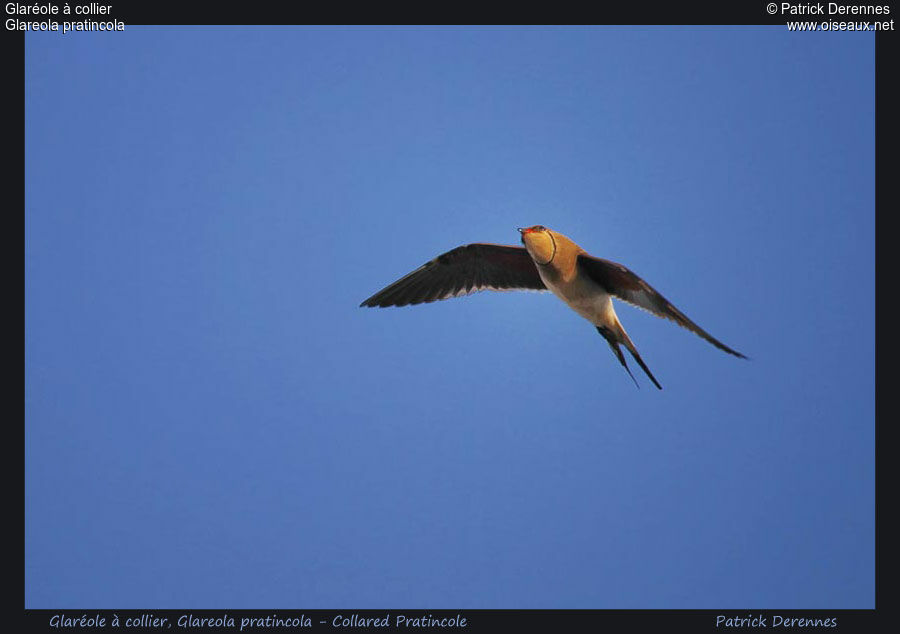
left=540, top=273, right=614, bottom=327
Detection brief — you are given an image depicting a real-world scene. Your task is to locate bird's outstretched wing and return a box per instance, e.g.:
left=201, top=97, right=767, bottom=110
left=577, top=254, right=747, bottom=358
left=361, top=244, right=546, bottom=308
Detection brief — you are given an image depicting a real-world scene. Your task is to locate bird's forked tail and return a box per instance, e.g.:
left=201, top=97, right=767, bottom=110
left=596, top=323, right=663, bottom=390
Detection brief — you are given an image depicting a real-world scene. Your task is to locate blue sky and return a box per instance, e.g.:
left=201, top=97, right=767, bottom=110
left=25, top=27, right=874, bottom=608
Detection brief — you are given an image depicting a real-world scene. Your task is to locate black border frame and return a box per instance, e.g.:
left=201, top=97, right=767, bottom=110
left=16, top=3, right=890, bottom=631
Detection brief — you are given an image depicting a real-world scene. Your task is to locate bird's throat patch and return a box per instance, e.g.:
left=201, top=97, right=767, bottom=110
left=533, top=231, right=557, bottom=265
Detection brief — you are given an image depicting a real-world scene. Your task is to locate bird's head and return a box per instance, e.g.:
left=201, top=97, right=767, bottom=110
left=518, top=225, right=556, bottom=265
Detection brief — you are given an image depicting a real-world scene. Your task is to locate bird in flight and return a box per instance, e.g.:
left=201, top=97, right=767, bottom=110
left=360, top=226, right=746, bottom=389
